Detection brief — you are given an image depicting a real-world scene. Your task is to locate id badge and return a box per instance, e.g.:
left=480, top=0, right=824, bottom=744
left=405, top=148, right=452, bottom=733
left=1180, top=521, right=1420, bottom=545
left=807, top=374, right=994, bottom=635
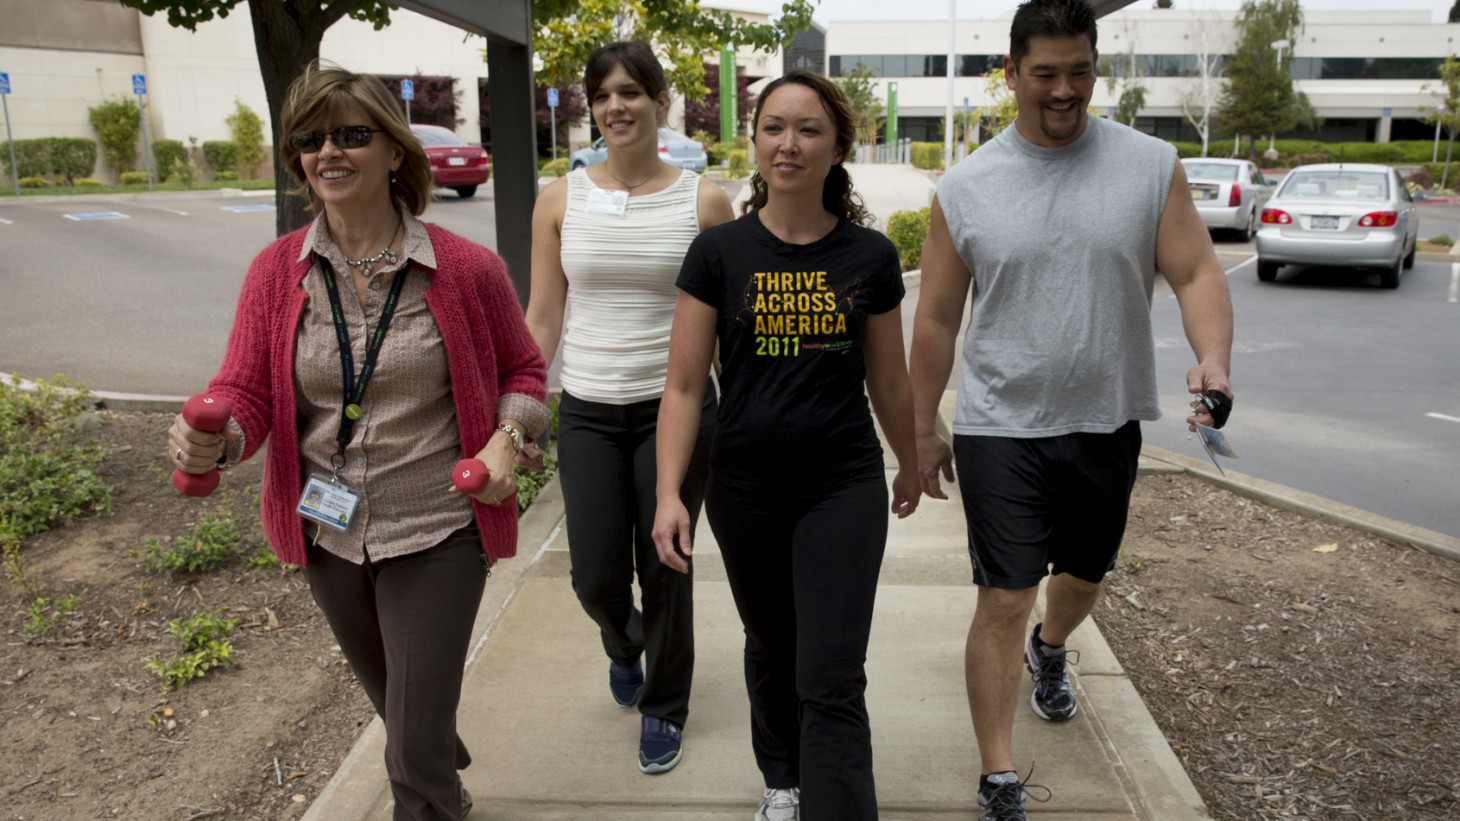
left=1195, top=423, right=1238, bottom=476
left=297, top=474, right=359, bottom=532
left=585, top=187, right=629, bottom=216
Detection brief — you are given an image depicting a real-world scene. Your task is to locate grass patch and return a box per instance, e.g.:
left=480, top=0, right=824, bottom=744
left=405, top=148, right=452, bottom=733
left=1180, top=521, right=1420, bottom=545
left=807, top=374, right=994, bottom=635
left=0, top=179, right=275, bottom=197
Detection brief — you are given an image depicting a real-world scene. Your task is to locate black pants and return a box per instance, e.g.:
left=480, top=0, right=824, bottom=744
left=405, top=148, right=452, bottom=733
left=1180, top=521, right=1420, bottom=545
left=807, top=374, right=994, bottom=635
left=706, top=471, right=888, bottom=821
left=305, top=525, right=488, bottom=821
left=556, top=389, right=714, bottom=726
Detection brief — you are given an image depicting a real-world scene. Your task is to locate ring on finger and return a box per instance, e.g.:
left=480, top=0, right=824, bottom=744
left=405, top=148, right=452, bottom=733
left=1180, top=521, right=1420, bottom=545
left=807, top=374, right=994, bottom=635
left=175, top=447, right=184, bottom=462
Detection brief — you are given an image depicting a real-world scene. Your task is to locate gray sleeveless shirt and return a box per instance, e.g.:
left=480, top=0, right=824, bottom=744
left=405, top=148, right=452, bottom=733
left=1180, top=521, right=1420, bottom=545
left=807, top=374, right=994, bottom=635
left=937, top=115, right=1176, bottom=437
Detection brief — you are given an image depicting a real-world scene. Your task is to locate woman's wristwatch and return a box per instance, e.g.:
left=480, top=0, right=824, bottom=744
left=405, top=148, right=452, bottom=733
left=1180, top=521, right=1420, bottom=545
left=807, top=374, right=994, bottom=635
left=496, top=422, right=525, bottom=453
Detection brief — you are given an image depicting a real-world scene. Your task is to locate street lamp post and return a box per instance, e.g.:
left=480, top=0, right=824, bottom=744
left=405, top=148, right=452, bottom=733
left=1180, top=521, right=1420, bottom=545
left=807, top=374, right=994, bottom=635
left=1266, top=38, right=1291, bottom=160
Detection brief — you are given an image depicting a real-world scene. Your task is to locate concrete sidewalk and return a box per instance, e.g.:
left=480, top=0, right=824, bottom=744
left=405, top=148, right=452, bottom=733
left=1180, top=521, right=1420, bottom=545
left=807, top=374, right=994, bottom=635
left=303, top=388, right=1211, bottom=821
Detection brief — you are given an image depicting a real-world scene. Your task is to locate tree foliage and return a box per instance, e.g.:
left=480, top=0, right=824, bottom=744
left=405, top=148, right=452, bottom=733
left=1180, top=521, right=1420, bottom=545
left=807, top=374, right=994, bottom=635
left=1216, top=0, right=1304, bottom=152
left=1421, top=54, right=1460, bottom=187
left=837, top=63, right=884, bottom=147
left=684, top=64, right=756, bottom=138
left=980, top=68, right=1019, bottom=138
left=532, top=0, right=814, bottom=103
left=119, top=0, right=394, bottom=234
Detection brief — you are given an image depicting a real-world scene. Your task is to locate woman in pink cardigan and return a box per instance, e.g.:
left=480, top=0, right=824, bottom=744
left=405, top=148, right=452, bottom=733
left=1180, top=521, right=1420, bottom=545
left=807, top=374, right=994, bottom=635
left=167, top=62, right=546, bottom=820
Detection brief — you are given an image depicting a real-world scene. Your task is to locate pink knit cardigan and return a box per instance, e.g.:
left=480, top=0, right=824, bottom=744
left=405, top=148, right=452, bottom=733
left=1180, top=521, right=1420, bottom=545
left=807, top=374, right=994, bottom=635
left=207, top=223, right=547, bottom=567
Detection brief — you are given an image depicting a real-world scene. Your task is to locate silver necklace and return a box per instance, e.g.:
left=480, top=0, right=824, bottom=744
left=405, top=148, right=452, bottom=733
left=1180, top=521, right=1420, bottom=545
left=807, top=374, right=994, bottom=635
left=608, top=167, right=657, bottom=193
left=342, top=221, right=402, bottom=278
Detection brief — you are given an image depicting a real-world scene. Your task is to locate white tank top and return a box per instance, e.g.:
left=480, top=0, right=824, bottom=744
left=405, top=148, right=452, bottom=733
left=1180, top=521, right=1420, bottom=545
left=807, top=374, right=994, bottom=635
left=559, top=167, right=701, bottom=404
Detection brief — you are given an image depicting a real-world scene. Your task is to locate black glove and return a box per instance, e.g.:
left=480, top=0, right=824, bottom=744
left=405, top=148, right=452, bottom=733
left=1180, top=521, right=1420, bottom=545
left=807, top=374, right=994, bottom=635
left=1197, top=390, right=1232, bottom=429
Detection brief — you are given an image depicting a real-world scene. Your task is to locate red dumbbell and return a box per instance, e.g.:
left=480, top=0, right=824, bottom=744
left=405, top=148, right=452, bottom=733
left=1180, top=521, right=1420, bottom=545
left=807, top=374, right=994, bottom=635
left=171, top=393, right=233, bottom=498
left=452, top=458, right=490, bottom=495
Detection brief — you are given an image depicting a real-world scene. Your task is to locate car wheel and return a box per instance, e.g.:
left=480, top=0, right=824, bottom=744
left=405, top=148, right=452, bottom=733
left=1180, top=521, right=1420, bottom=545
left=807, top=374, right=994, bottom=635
left=1402, top=241, right=1416, bottom=270
left=571, top=161, right=586, bottom=170
left=1257, top=260, right=1279, bottom=282
left=1240, top=211, right=1256, bottom=243
left=1380, top=258, right=1401, bottom=289
left=453, top=185, right=477, bottom=199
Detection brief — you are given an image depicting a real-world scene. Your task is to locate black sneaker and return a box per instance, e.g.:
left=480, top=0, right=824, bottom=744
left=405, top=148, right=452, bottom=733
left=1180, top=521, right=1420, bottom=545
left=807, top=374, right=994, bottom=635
left=638, top=715, right=683, bottom=774
left=1024, top=622, right=1077, bottom=721
left=978, top=769, right=1051, bottom=821
left=609, top=658, right=644, bottom=708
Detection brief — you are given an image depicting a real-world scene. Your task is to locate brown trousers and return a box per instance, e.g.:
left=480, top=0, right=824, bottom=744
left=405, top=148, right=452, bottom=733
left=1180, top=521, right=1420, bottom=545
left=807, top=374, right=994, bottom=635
left=306, top=525, right=488, bottom=821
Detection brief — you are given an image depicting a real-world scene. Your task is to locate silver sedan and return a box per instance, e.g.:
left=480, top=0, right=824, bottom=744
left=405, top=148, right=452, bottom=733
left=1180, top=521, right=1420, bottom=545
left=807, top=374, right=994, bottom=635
left=1254, top=163, right=1419, bottom=289
left=567, top=127, right=708, bottom=174
left=1182, top=157, right=1272, bottom=242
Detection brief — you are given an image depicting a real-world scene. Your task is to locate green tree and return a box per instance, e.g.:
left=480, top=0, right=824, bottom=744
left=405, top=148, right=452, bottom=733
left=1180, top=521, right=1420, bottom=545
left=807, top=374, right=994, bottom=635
left=531, top=0, right=814, bottom=104
left=1216, top=0, right=1304, bottom=158
left=837, top=63, right=884, bottom=149
left=1422, top=54, right=1460, bottom=189
left=980, top=68, right=1019, bottom=138
left=1450, top=0, right=1460, bottom=24
left=120, top=1, right=813, bottom=234
left=119, top=1, right=393, bottom=234
left=224, top=99, right=266, bottom=179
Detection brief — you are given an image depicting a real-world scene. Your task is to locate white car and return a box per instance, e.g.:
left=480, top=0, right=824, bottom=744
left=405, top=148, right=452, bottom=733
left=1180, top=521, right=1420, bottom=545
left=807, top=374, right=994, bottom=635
left=1182, top=157, right=1273, bottom=242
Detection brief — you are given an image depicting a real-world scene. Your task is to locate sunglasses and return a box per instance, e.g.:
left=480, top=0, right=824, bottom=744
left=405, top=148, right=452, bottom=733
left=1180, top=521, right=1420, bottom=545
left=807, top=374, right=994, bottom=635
left=289, top=126, right=383, bottom=154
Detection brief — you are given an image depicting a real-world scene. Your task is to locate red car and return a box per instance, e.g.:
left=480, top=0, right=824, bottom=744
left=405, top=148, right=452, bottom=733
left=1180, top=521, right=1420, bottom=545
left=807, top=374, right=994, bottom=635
left=410, top=124, right=490, bottom=198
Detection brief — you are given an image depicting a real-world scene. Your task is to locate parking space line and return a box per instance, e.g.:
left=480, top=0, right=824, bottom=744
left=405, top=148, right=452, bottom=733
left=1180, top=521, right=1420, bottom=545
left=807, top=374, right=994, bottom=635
left=63, top=212, right=129, bottom=221
left=0, top=216, right=13, bottom=225
left=1450, top=263, right=1458, bottom=303
left=1224, top=254, right=1257, bottom=275
left=221, top=204, right=276, bottom=213
left=1427, top=412, right=1460, bottom=424
left=127, top=201, right=188, bottom=216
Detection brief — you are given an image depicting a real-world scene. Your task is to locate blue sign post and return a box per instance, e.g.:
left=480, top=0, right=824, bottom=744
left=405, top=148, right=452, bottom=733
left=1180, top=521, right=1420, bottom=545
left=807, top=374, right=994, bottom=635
left=132, top=74, right=154, bottom=191
left=1, top=72, right=17, bottom=195
left=401, top=78, right=414, bottom=124
left=546, top=87, right=559, bottom=162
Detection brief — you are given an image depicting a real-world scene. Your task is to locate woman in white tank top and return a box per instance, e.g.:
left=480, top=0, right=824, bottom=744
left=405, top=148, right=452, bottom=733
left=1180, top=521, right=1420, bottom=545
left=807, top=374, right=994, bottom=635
left=523, top=41, right=734, bottom=776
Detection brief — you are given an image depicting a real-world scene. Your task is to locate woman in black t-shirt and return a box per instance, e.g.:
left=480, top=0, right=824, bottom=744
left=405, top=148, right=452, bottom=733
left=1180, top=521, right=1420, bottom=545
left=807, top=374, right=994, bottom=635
left=652, top=71, right=921, bottom=821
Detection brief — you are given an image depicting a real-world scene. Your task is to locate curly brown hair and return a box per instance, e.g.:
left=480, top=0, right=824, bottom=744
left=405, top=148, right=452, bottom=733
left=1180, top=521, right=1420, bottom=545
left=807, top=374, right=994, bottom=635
left=742, top=70, right=871, bottom=227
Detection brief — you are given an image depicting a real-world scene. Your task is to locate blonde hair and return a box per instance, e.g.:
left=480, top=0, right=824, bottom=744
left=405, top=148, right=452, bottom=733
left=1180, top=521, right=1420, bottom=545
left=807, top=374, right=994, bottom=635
left=278, top=61, right=434, bottom=216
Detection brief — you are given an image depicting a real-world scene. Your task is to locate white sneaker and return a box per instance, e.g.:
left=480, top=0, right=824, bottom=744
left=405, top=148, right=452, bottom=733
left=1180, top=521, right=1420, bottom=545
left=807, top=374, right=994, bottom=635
left=755, top=787, right=799, bottom=821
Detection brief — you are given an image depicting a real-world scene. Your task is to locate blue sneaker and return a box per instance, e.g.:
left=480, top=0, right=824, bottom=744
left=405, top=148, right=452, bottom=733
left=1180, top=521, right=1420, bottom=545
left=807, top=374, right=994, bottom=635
left=978, top=769, right=1051, bottom=821
left=638, top=716, right=683, bottom=774
left=609, top=658, right=644, bottom=708
left=1024, top=623, right=1078, bottom=721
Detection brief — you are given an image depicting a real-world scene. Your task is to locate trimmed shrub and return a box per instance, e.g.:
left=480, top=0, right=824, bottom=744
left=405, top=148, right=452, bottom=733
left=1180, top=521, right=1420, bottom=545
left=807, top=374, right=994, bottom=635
left=2, top=138, right=96, bottom=184
left=910, top=141, right=944, bottom=171
left=152, top=139, right=187, bottom=178
left=727, top=149, right=750, bottom=179
left=1325, top=142, right=1403, bottom=164
left=1421, top=162, right=1460, bottom=184
left=2, top=139, right=50, bottom=179
left=885, top=207, right=931, bottom=271
left=708, top=140, right=735, bottom=165
left=1428, top=233, right=1453, bottom=246
left=18, top=177, right=49, bottom=189
left=1170, top=141, right=1203, bottom=158
left=75, top=178, right=104, bottom=187
left=224, top=101, right=266, bottom=178
left=202, top=141, right=238, bottom=177
left=88, top=98, right=141, bottom=175
left=540, top=157, right=568, bottom=177
left=1393, top=140, right=1440, bottom=163
left=214, top=170, right=239, bottom=182
left=119, top=170, right=149, bottom=185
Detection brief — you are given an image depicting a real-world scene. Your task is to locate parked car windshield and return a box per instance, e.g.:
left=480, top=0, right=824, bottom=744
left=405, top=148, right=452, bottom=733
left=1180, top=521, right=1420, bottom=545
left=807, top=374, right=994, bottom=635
left=1282, top=170, right=1389, bottom=199
left=1183, top=162, right=1240, bottom=181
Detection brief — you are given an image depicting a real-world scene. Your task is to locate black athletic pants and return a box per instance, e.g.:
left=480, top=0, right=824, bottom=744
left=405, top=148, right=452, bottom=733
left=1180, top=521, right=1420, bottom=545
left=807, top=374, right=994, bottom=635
left=556, top=389, right=714, bottom=726
left=706, top=471, right=888, bottom=821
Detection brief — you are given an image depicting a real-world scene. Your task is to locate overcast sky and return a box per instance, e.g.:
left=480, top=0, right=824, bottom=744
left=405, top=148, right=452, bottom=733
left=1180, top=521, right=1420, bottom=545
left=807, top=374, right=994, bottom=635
left=705, top=0, right=1454, bottom=25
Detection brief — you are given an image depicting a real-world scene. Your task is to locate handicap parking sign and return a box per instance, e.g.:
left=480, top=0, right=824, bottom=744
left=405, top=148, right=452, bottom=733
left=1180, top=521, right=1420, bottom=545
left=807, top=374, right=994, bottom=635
left=0, top=73, right=10, bottom=95
left=401, top=79, right=414, bottom=101
left=132, top=74, right=147, bottom=95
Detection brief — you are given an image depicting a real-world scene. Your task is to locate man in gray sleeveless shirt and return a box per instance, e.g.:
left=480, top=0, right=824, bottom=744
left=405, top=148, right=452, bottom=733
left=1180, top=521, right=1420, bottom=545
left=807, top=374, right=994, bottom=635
left=908, top=1, right=1233, bottom=818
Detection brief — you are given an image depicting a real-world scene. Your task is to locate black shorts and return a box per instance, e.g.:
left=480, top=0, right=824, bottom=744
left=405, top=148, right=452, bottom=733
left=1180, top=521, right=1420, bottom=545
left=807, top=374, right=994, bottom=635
left=953, top=421, right=1142, bottom=589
